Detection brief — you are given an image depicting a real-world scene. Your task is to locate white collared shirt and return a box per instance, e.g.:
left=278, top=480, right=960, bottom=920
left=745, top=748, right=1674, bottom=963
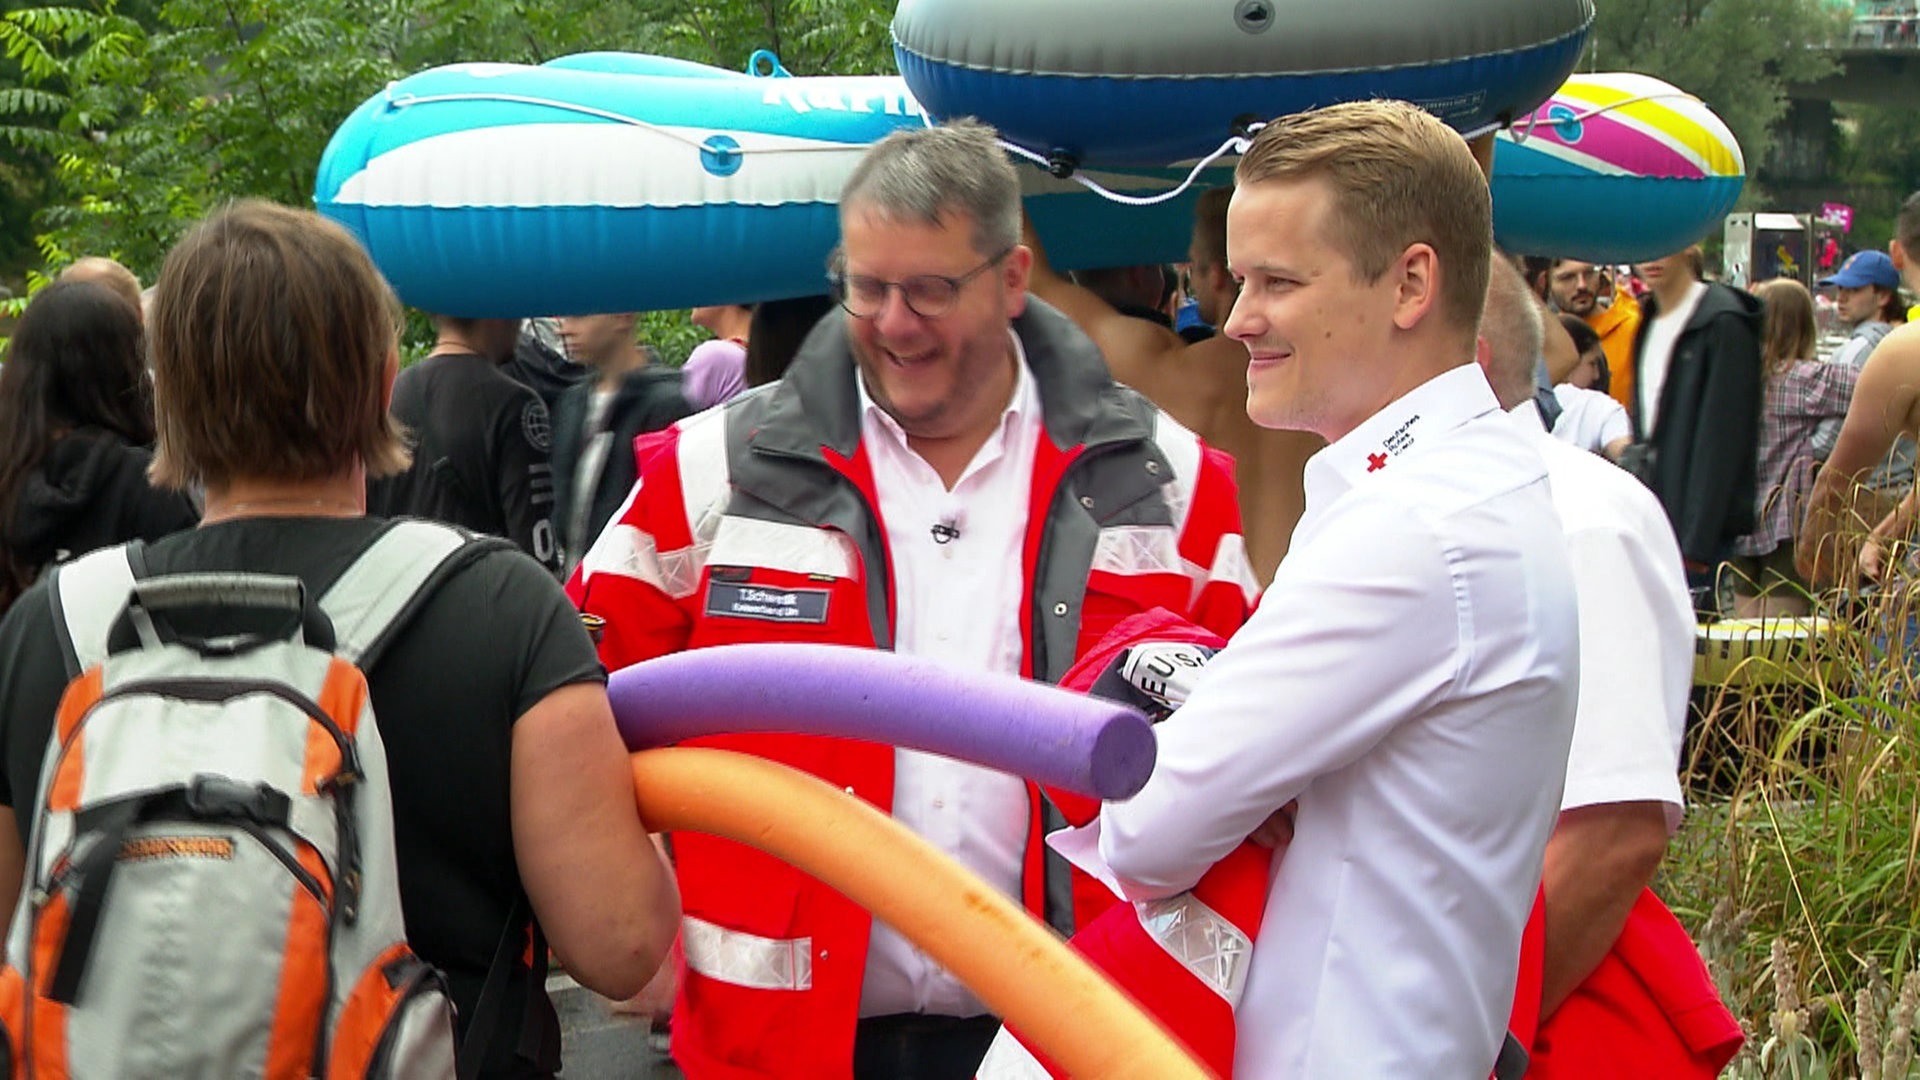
left=1069, top=364, right=1580, bottom=1078
left=854, top=331, right=1042, bottom=1018
left=1510, top=404, right=1689, bottom=825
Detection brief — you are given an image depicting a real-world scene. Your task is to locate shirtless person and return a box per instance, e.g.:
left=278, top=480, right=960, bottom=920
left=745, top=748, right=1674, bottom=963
left=1026, top=188, right=1320, bottom=583
left=1799, top=190, right=1920, bottom=585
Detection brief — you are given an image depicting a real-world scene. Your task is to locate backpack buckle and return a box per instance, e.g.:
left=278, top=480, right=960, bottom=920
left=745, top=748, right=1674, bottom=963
left=185, top=775, right=292, bottom=828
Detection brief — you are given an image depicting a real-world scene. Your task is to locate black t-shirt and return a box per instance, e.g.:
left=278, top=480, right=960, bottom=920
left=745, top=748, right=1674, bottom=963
left=0, top=516, right=603, bottom=1074
left=369, top=353, right=564, bottom=577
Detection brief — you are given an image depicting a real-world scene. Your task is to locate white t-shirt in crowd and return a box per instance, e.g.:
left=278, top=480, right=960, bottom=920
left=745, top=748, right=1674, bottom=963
left=1066, top=364, right=1580, bottom=1078
left=1637, top=281, right=1708, bottom=435
left=1551, top=383, right=1632, bottom=456
left=1512, top=404, right=1690, bottom=827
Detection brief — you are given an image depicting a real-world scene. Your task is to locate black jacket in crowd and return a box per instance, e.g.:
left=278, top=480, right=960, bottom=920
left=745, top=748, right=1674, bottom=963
left=2, top=430, right=199, bottom=589
left=504, top=330, right=589, bottom=417
left=550, top=366, right=695, bottom=560
left=1630, top=281, right=1765, bottom=567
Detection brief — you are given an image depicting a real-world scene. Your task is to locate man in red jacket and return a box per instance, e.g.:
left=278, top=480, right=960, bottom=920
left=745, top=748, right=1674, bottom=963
left=573, top=119, right=1254, bottom=1080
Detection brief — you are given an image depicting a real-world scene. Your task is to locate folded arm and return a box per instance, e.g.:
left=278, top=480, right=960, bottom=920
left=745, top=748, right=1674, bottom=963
left=1099, top=504, right=1459, bottom=896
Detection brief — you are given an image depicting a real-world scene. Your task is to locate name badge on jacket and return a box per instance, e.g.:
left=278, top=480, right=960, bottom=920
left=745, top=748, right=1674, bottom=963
left=705, top=582, right=831, bottom=624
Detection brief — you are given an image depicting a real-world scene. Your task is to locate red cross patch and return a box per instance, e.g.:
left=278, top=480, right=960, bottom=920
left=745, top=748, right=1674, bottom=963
left=1366, top=452, right=1389, bottom=473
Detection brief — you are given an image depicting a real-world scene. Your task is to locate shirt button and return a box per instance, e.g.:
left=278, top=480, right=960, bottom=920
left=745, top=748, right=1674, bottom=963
left=1052, top=602, right=1069, bottom=617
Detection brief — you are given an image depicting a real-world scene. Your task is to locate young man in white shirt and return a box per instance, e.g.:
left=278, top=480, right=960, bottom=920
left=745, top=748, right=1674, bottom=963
left=1083, top=101, right=1581, bottom=1078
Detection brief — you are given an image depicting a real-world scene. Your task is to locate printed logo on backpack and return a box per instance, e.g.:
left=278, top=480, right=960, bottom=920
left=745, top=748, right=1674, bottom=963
left=0, top=520, right=509, bottom=1079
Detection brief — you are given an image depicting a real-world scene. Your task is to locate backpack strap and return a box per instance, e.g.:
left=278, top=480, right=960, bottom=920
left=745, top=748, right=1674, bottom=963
left=323, top=519, right=553, bottom=1074
left=317, top=519, right=512, bottom=669
left=457, top=896, right=553, bottom=1080
left=47, top=542, right=145, bottom=679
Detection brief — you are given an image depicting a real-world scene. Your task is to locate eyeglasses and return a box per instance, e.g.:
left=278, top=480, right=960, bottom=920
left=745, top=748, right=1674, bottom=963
left=829, top=246, right=1014, bottom=319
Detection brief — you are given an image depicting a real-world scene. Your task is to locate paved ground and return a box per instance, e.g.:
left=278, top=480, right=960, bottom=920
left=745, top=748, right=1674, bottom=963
left=552, top=973, right=683, bottom=1079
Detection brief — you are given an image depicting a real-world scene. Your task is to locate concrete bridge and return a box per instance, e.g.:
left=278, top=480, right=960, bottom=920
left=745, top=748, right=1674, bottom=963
left=1793, top=18, right=1920, bottom=109
left=1766, top=14, right=1920, bottom=181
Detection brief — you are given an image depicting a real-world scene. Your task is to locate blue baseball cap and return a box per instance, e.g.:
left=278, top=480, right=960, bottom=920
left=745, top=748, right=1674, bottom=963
left=1820, top=250, right=1901, bottom=290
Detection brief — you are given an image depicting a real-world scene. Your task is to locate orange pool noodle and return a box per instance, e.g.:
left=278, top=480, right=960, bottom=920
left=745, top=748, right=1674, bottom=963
left=629, top=747, right=1208, bottom=1080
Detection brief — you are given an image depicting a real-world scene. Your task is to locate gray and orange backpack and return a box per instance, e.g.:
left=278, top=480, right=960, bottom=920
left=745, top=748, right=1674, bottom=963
left=0, top=519, right=513, bottom=1078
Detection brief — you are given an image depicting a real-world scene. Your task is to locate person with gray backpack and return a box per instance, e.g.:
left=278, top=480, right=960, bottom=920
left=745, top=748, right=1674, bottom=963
left=0, top=200, right=679, bottom=1078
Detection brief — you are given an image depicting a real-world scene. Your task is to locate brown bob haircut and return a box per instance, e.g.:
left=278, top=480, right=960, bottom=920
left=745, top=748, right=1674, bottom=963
left=1190, top=186, right=1233, bottom=270
left=148, top=200, right=409, bottom=490
left=1752, top=277, right=1817, bottom=377
left=1235, top=99, right=1493, bottom=336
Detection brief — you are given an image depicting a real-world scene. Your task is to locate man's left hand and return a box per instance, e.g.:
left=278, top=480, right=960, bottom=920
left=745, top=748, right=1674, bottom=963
left=1249, top=800, right=1298, bottom=852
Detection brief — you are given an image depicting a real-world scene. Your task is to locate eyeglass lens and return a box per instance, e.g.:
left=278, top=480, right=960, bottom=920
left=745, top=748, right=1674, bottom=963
left=842, top=275, right=959, bottom=318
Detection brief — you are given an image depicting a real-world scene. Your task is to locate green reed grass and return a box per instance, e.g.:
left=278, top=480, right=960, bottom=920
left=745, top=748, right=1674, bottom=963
left=1666, top=547, right=1920, bottom=1077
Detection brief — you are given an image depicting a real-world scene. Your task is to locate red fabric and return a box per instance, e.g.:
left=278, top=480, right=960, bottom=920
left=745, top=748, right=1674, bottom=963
left=1049, top=609, right=1230, bottom=928
left=1526, top=889, right=1743, bottom=1079
left=997, top=611, right=1258, bottom=1079
left=1007, top=844, right=1272, bottom=1080
left=1506, top=888, right=1548, bottom=1053
left=582, top=426, right=1252, bottom=1079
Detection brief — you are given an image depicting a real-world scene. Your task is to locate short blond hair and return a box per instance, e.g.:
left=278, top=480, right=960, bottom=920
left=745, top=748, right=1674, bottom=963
left=58, top=256, right=143, bottom=317
left=1236, top=100, right=1492, bottom=335
left=148, top=200, right=408, bottom=490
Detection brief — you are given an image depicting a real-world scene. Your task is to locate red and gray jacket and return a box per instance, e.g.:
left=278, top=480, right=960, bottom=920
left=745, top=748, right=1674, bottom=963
left=575, top=299, right=1255, bottom=1079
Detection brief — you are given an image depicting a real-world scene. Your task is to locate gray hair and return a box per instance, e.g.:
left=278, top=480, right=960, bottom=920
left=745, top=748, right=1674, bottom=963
left=1481, top=256, right=1546, bottom=410
left=838, top=119, right=1020, bottom=257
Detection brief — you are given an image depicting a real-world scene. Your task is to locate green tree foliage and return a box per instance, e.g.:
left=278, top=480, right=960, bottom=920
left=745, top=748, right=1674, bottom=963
left=0, top=0, right=893, bottom=293
left=1589, top=0, right=1849, bottom=177
left=1835, top=102, right=1920, bottom=246
left=635, top=0, right=896, bottom=76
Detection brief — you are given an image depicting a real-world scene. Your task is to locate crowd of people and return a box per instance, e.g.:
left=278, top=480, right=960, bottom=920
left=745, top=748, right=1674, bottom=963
left=0, top=97, right=1915, bottom=1078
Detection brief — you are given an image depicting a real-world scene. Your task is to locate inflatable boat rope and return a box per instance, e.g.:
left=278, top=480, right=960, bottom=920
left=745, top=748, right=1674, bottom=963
left=999, top=126, right=1256, bottom=208
left=1002, top=108, right=1506, bottom=210
left=379, top=50, right=923, bottom=173
left=382, top=89, right=881, bottom=160
left=1506, top=88, right=1705, bottom=146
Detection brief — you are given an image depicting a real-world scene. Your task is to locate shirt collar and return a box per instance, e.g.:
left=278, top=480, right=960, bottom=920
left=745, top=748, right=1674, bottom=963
left=856, top=328, right=1037, bottom=454
left=1304, top=363, right=1503, bottom=503
left=1507, top=398, right=1551, bottom=435
left=1655, top=280, right=1708, bottom=325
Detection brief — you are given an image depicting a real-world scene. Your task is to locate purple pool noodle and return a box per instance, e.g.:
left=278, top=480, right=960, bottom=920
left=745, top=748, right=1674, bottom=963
left=608, top=643, right=1155, bottom=800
